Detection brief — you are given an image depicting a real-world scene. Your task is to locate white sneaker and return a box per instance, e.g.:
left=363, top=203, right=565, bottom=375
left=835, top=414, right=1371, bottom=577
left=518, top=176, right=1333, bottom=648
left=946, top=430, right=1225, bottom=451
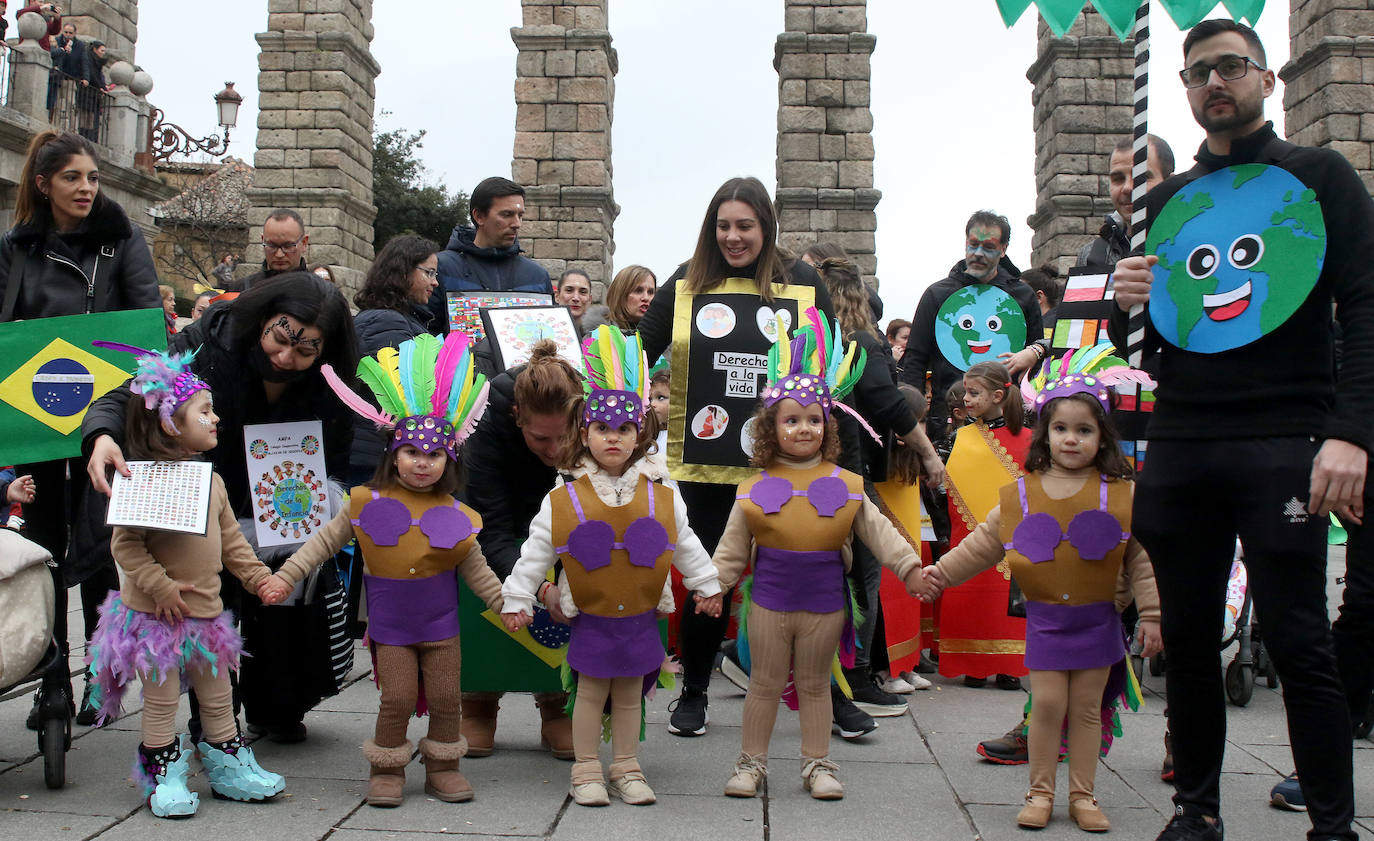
left=899, top=670, right=932, bottom=690
left=879, top=673, right=916, bottom=695
left=570, top=781, right=610, bottom=806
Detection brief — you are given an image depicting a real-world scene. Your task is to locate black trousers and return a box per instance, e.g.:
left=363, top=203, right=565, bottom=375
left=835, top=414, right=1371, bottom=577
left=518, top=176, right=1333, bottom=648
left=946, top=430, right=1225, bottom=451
left=1135, top=438, right=1354, bottom=840
left=1333, top=460, right=1374, bottom=725
left=676, top=481, right=736, bottom=692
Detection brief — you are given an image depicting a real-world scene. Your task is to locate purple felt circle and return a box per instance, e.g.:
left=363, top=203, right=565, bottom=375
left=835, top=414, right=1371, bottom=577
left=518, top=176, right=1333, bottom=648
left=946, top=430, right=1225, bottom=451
left=357, top=496, right=412, bottom=547
left=806, top=475, right=850, bottom=518
left=622, top=517, right=671, bottom=568
left=566, top=520, right=615, bottom=572
left=749, top=475, right=793, bottom=515
left=1011, top=512, right=1062, bottom=564
left=1066, top=509, right=1123, bottom=561
left=418, top=506, right=473, bottom=550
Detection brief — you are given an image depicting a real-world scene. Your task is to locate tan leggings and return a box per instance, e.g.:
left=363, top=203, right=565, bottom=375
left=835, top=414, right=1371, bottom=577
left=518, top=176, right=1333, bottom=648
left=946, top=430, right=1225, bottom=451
left=1027, top=666, right=1111, bottom=803
left=373, top=635, right=462, bottom=748
left=141, top=664, right=234, bottom=748
left=742, top=604, right=846, bottom=761
left=570, top=675, right=642, bottom=785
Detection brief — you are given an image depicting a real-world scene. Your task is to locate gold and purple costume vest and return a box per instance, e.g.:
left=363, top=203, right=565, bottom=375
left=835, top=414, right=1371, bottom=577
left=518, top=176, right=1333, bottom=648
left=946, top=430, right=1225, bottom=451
left=550, top=474, right=677, bottom=678
left=349, top=485, right=482, bottom=646
left=997, top=474, right=1132, bottom=670
left=737, top=461, right=864, bottom=613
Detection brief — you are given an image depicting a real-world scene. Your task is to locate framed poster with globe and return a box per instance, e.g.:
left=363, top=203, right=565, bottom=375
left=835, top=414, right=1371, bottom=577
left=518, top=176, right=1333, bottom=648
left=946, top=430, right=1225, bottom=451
left=242, top=420, right=332, bottom=548
left=0, top=308, right=166, bottom=465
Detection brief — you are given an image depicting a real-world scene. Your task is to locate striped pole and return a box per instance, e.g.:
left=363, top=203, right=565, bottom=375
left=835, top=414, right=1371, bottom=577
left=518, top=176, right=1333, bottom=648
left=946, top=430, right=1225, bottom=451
left=1126, top=0, right=1150, bottom=369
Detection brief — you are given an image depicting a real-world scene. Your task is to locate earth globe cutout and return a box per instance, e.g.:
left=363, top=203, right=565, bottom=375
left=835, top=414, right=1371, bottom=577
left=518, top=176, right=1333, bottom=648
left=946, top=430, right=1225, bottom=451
left=934, top=284, right=1026, bottom=371
left=272, top=475, right=312, bottom=523
left=1145, top=164, right=1326, bottom=354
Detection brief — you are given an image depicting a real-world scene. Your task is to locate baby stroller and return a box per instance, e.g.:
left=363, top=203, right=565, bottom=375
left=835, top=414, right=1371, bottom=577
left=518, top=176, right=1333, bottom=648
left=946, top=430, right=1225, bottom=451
left=1148, top=540, right=1276, bottom=706
left=0, top=527, right=70, bottom=788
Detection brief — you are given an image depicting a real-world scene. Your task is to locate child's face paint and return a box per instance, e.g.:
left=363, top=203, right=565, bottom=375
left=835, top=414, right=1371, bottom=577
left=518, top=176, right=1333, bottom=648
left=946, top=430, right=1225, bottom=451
left=582, top=420, right=637, bottom=477
left=774, top=397, right=825, bottom=460
left=174, top=391, right=218, bottom=454
left=1047, top=399, right=1102, bottom=472
left=962, top=377, right=1003, bottom=423
left=395, top=444, right=446, bottom=491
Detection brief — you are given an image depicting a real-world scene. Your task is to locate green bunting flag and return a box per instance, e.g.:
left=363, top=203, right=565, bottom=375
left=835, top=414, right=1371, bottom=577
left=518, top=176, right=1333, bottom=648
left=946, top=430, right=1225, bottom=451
left=995, top=0, right=1264, bottom=39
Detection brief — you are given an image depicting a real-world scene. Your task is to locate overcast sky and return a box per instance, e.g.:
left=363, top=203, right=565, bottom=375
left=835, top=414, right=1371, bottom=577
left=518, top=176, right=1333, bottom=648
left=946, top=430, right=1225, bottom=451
left=135, top=1, right=1287, bottom=323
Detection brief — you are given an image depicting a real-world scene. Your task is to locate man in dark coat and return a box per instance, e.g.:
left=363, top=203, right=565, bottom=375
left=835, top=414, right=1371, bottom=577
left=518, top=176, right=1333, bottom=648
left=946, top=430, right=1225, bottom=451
left=231, top=209, right=310, bottom=292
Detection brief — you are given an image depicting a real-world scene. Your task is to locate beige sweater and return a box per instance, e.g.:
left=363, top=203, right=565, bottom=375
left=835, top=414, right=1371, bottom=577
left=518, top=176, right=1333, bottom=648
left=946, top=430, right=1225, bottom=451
left=934, top=466, right=1160, bottom=621
left=712, top=453, right=923, bottom=591
left=113, top=472, right=271, bottom=618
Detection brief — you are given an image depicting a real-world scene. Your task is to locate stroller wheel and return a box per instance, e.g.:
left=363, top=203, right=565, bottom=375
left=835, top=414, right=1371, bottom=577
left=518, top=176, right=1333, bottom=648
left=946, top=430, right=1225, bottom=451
left=40, top=716, right=66, bottom=789
left=1225, top=659, right=1254, bottom=707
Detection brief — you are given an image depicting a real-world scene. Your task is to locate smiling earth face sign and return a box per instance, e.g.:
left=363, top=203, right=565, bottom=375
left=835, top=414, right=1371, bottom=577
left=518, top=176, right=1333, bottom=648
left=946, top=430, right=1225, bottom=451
left=935, top=284, right=1026, bottom=371
left=1146, top=164, right=1326, bottom=354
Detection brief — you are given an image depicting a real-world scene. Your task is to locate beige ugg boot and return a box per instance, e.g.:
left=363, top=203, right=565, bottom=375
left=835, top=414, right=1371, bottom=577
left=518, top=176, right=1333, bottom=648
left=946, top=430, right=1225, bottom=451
left=418, top=737, right=473, bottom=803
left=459, top=694, right=499, bottom=757
left=362, top=739, right=412, bottom=808
left=536, top=695, right=574, bottom=760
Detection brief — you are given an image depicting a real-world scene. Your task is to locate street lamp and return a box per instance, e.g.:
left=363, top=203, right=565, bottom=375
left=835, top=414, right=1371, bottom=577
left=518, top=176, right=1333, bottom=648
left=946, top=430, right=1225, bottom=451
left=147, top=82, right=242, bottom=163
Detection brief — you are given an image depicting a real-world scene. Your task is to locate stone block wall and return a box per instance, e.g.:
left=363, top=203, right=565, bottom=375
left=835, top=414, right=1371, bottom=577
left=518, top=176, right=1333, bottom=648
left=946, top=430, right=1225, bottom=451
left=63, top=0, right=138, bottom=63
left=1026, top=10, right=1135, bottom=272
left=245, top=0, right=379, bottom=296
left=774, top=0, right=880, bottom=287
left=1281, top=0, right=1374, bottom=197
left=510, top=0, right=618, bottom=298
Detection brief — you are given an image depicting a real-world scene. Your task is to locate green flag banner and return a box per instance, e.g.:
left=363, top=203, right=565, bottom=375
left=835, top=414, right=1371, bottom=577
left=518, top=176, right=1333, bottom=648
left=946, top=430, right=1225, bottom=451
left=995, top=0, right=1263, bottom=39
left=0, top=308, right=166, bottom=465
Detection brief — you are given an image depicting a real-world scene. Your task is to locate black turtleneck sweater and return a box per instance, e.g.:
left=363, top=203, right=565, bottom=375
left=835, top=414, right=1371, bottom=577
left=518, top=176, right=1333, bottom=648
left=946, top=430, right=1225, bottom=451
left=1108, top=122, right=1374, bottom=452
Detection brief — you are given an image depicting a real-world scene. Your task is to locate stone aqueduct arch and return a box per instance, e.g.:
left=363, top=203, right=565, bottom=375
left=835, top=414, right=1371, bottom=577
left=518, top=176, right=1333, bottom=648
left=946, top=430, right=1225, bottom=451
left=241, top=0, right=1374, bottom=298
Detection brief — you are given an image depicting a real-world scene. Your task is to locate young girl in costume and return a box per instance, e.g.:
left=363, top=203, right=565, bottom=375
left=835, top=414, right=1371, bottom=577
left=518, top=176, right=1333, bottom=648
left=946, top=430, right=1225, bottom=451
left=85, top=344, right=286, bottom=819
left=939, top=360, right=1030, bottom=688
left=924, top=344, right=1163, bottom=832
left=258, top=331, right=505, bottom=808
left=501, top=326, right=723, bottom=808
left=713, top=310, right=929, bottom=802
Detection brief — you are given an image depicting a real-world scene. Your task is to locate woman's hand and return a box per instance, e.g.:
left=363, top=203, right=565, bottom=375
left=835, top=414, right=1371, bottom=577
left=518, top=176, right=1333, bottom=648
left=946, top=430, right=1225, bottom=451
left=502, top=611, right=532, bottom=633
left=87, top=434, right=130, bottom=496
left=6, top=474, right=35, bottom=504
left=154, top=581, right=196, bottom=623
left=693, top=592, right=723, bottom=618
left=1137, top=619, right=1163, bottom=659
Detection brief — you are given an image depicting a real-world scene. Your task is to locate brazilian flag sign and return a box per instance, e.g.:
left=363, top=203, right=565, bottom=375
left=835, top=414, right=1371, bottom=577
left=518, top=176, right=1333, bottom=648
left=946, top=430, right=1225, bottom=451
left=0, top=308, right=166, bottom=465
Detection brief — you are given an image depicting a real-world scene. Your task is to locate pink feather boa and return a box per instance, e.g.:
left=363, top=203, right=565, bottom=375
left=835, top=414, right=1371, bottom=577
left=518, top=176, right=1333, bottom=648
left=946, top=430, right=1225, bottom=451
left=85, top=592, right=244, bottom=726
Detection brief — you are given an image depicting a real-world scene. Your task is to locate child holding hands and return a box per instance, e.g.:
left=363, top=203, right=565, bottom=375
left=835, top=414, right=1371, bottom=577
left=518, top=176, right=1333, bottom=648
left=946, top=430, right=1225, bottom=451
left=501, top=328, right=722, bottom=808
left=85, top=343, right=285, bottom=819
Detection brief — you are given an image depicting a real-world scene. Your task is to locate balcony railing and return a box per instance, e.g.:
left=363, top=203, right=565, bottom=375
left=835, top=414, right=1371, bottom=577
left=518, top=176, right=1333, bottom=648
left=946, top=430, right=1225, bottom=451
left=48, top=68, right=109, bottom=146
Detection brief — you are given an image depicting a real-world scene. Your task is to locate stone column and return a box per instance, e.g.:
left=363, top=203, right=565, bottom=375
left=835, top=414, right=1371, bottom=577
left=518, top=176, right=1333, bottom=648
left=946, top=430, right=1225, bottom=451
left=7, top=40, right=53, bottom=124
left=63, top=0, right=138, bottom=63
left=510, top=0, right=618, bottom=299
left=246, top=0, right=379, bottom=296
left=1281, top=0, right=1374, bottom=197
left=774, top=1, right=880, bottom=287
left=1026, top=10, right=1134, bottom=271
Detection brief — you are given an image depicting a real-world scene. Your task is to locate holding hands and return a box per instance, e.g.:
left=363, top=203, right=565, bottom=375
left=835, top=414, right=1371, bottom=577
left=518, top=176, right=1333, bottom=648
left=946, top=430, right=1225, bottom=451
left=257, top=573, right=293, bottom=605
left=919, top=565, right=947, bottom=603
left=501, top=611, right=532, bottom=633
left=693, top=592, right=723, bottom=618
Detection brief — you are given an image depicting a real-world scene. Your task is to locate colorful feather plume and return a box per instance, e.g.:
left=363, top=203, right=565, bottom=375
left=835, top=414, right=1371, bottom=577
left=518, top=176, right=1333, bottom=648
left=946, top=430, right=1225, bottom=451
left=764, top=306, right=866, bottom=404
left=1022, top=341, right=1156, bottom=413
left=580, top=325, right=649, bottom=404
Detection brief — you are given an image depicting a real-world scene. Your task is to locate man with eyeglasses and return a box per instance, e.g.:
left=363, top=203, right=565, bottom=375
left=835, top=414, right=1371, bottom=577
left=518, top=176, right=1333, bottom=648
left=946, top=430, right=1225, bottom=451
left=897, top=210, right=1044, bottom=442
left=1108, top=19, right=1374, bottom=841
left=429, top=176, right=552, bottom=334
left=233, top=208, right=310, bottom=292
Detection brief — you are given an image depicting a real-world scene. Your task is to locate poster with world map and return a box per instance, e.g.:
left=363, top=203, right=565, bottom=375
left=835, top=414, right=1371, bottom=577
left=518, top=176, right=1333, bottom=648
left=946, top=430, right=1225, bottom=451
left=243, top=420, right=331, bottom=548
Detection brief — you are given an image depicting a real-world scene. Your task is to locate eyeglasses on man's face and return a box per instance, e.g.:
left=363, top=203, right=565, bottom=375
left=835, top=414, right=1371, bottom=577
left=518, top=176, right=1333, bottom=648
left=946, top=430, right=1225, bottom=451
left=262, top=238, right=304, bottom=255
left=1179, top=54, right=1264, bottom=89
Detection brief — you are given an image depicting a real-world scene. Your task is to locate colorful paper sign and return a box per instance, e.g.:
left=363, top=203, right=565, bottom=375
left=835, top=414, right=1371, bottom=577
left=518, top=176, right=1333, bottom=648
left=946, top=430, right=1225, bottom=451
left=480, top=305, right=583, bottom=373
left=445, top=292, right=552, bottom=343
left=0, top=308, right=166, bottom=465
left=934, top=284, right=1027, bottom=371
left=243, top=420, right=331, bottom=548
left=1147, top=164, right=1326, bottom=354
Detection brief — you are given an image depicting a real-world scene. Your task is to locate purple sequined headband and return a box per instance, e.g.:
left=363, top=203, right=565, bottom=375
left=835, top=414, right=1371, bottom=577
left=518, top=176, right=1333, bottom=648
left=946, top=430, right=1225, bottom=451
left=92, top=341, right=210, bottom=433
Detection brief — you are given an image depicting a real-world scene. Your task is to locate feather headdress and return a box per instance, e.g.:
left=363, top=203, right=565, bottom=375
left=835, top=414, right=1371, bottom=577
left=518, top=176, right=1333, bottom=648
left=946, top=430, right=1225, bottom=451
left=763, top=306, right=864, bottom=417
left=322, top=331, right=490, bottom=461
left=1022, top=342, right=1156, bottom=415
left=91, top=341, right=209, bottom=433
left=580, top=324, right=649, bottom=428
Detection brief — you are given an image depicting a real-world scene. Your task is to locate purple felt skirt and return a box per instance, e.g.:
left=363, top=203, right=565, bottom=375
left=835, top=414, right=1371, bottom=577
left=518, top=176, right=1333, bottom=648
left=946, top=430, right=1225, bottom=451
left=752, top=546, right=846, bottom=614
left=1023, top=600, right=1124, bottom=671
left=364, top=572, right=460, bottom=646
left=567, top=609, right=665, bottom=679
left=86, top=592, right=244, bottom=726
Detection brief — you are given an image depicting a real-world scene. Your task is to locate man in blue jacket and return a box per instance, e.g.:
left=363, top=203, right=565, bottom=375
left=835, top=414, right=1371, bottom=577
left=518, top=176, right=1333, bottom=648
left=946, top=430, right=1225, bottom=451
left=429, top=176, right=552, bottom=333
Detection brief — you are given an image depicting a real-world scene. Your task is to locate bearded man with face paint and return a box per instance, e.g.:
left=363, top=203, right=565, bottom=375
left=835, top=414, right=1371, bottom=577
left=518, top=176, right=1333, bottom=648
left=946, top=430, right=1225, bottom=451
left=897, top=211, right=1044, bottom=442
left=1107, top=19, right=1374, bottom=841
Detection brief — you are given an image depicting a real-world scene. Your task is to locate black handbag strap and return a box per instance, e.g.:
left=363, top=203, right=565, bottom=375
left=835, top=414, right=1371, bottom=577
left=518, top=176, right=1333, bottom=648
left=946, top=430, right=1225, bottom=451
left=2, top=248, right=27, bottom=322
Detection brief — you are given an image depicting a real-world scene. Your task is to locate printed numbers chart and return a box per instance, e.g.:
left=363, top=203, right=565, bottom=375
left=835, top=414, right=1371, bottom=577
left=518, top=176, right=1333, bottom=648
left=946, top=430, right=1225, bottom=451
left=107, top=460, right=213, bottom=535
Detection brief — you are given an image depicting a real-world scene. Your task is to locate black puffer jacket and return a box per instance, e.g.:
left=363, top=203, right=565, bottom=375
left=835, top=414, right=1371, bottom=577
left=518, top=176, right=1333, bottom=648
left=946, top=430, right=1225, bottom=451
left=349, top=304, right=434, bottom=472
left=429, top=224, right=552, bottom=333
left=0, top=193, right=160, bottom=320
left=458, top=365, right=558, bottom=580
left=81, top=304, right=354, bottom=516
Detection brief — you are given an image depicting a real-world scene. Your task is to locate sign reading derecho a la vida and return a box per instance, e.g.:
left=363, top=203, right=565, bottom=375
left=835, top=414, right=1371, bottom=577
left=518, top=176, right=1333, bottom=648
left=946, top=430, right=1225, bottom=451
left=668, top=278, right=816, bottom=485
left=243, top=420, right=331, bottom=548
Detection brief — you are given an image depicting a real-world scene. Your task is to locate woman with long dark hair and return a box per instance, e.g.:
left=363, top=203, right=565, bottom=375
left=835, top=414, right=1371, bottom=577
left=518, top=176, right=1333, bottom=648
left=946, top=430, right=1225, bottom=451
left=84, top=273, right=360, bottom=743
left=635, top=176, right=835, bottom=737
left=0, top=130, right=161, bottom=727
